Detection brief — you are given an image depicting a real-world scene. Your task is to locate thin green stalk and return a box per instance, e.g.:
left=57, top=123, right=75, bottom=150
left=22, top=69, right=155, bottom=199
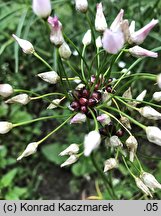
left=135, top=154, right=143, bottom=173
left=122, top=156, right=136, bottom=178
left=33, top=51, right=53, bottom=71
left=31, top=92, right=65, bottom=100
left=88, top=108, right=99, bottom=131
left=81, top=45, right=87, bottom=84
left=114, top=96, right=140, bottom=112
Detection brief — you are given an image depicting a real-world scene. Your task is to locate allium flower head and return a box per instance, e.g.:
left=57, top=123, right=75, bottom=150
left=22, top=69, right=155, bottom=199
left=32, top=0, right=52, bottom=18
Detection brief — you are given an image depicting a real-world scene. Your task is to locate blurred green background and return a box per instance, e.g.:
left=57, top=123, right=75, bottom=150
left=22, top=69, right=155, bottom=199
left=0, top=0, right=161, bottom=199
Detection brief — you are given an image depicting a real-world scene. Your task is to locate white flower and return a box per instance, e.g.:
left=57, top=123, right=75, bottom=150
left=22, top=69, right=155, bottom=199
left=75, top=83, right=85, bottom=90
left=153, top=92, right=161, bottom=102
left=95, top=3, right=107, bottom=32
left=75, top=0, right=88, bottom=13
left=104, top=158, right=117, bottom=172
left=17, top=142, right=38, bottom=161
left=5, top=94, right=31, bottom=105
left=47, top=99, right=62, bottom=109
left=60, top=155, right=78, bottom=167
left=32, top=0, right=51, bottom=18
left=59, top=144, right=79, bottom=156
left=0, top=122, right=13, bottom=134
left=109, top=136, right=123, bottom=147
left=102, top=91, right=112, bottom=106
left=82, top=29, right=91, bottom=46
left=0, top=84, right=14, bottom=97
left=59, top=42, right=71, bottom=59
left=136, top=90, right=147, bottom=101
left=84, top=130, right=101, bottom=156
left=157, top=74, right=161, bottom=89
left=125, top=135, right=138, bottom=162
left=129, top=46, right=158, bottom=58
left=37, top=71, right=60, bottom=84
left=96, top=36, right=102, bottom=48
left=120, top=116, right=131, bottom=130
left=12, top=34, right=35, bottom=54
left=122, top=87, right=132, bottom=99
left=70, top=113, right=86, bottom=124
left=140, top=172, right=161, bottom=191
left=135, top=177, right=153, bottom=197
left=139, top=106, right=161, bottom=120
left=97, top=114, right=111, bottom=126
left=110, top=9, right=124, bottom=32
left=145, top=126, right=161, bottom=146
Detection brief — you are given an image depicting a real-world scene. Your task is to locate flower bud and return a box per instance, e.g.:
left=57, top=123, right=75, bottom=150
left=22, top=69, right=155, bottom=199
left=37, top=71, right=60, bottom=84
left=48, top=16, right=64, bottom=46
left=145, top=126, right=161, bottom=146
left=70, top=113, right=86, bottom=124
left=104, top=158, right=117, bottom=172
left=153, top=92, right=161, bottom=102
left=0, top=84, right=14, bottom=97
left=95, top=3, right=107, bottom=32
left=120, top=116, right=131, bottom=130
left=5, top=94, right=31, bottom=105
left=17, top=142, right=38, bottom=161
left=130, top=19, right=158, bottom=44
left=102, top=91, right=112, bottom=106
left=59, top=144, right=79, bottom=156
left=157, top=74, right=161, bottom=89
left=110, top=9, right=124, bottom=32
left=0, top=121, right=13, bottom=134
left=59, top=42, right=71, bottom=59
left=122, top=87, right=132, bottom=99
left=136, top=90, right=147, bottom=102
left=139, top=106, right=161, bottom=120
left=60, top=155, right=78, bottom=167
left=96, top=36, right=102, bottom=48
left=125, top=135, right=138, bottom=162
left=97, top=114, right=111, bottom=126
left=75, top=0, right=88, bottom=13
left=32, top=0, right=51, bottom=18
left=12, top=34, right=35, bottom=54
left=75, top=83, right=85, bottom=90
left=135, top=177, right=152, bottom=197
left=84, top=130, right=101, bottom=156
left=129, top=46, right=158, bottom=58
left=47, top=99, right=62, bottom=109
left=82, top=29, right=91, bottom=46
left=109, top=135, right=123, bottom=147
left=140, top=172, right=161, bottom=191
left=102, top=29, right=125, bottom=54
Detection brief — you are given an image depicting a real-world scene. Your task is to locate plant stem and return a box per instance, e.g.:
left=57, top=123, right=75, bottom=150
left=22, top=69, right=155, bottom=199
left=33, top=51, right=53, bottom=71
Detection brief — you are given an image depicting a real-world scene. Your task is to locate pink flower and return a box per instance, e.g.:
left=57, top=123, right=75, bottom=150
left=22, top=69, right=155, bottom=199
left=70, top=113, right=87, bottom=124
left=129, top=46, right=158, bottom=58
left=130, top=19, right=158, bottom=44
left=110, top=9, right=124, bottom=32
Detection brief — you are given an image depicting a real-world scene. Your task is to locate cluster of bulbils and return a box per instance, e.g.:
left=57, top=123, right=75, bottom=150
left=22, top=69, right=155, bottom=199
left=1, top=0, right=161, bottom=198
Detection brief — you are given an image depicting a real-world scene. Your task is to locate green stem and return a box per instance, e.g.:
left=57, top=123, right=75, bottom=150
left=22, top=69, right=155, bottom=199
left=81, top=45, right=87, bottom=84
left=114, top=96, right=140, bottom=112
left=88, top=108, right=99, bottom=131
left=33, top=51, right=53, bottom=71
left=31, top=92, right=65, bottom=100
left=135, top=154, right=143, bottom=172
left=122, top=156, right=136, bottom=178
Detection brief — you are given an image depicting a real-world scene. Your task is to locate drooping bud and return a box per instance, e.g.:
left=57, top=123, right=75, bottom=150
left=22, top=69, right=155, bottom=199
left=110, top=9, right=124, bottom=32
left=5, top=94, right=31, bottom=105
left=82, top=29, right=91, bottom=46
left=84, top=130, right=101, bottom=156
left=104, top=158, right=117, bottom=172
left=153, top=92, right=161, bottom=102
left=129, top=46, right=158, bottom=58
left=12, top=34, right=35, bottom=54
left=75, top=0, right=88, bottom=13
left=70, top=113, right=86, bottom=124
left=59, top=144, right=79, bottom=156
left=59, top=42, right=72, bottom=59
left=102, top=91, right=112, bottom=106
left=102, top=29, right=125, bottom=54
left=32, top=0, right=51, bottom=18
left=135, top=177, right=152, bottom=197
left=17, top=142, right=38, bottom=161
left=122, top=87, right=132, bottom=99
left=48, top=16, right=64, bottom=46
left=0, top=84, right=14, bottom=97
left=95, top=3, right=107, bottom=32
left=140, top=172, right=161, bottom=191
left=130, top=19, right=158, bottom=44
left=125, top=135, right=138, bottom=162
left=145, top=126, right=161, bottom=146
left=136, top=90, right=147, bottom=101
left=60, top=155, right=78, bottom=167
left=37, top=71, right=60, bottom=84
left=0, top=121, right=13, bottom=134
left=157, top=74, right=161, bottom=89
left=120, top=116, right=131, bottom=130
left=139, top=106, right=161, bottom=120
left=96, top=36, right=102, bottom=48
left=47, top=99, right=62, bottom=109
left=97, top=114, right=111, bottom=126
left=109, top=135, right=123, bottom=147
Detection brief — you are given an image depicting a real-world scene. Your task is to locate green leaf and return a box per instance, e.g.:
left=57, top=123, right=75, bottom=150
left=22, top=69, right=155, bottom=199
left=0, top=168, right=18, bottom=189
left=5, top=186, right=27, bottom=200
left=41, top=143, right=68, bottom=165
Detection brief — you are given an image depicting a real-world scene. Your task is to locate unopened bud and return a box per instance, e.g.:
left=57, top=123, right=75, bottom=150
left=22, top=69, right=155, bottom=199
left=135, top=177, right=153, bottom=197
left=0, top=84, right=14, bottom=97
left=59, top=42, right=71, bottom=59
left=47, top=99, right=62, bottom=109
left=96, top=36, right=102, bottom=48
left=109, top=135, right=123, bottom=147
left=139, top=106, right=161, bottom=120
left=5, top=94, right=31, bottom=105
left=97, top=114, right=111, bottom=126
left=0, top=121, right=13, bottom=134
left=120, top=116, right=131, bottom=130
left=59, top=144, right=79, bottom=156
left=104, top=158, right=117, bottom=172
left=153, top=92, right=161, bottom=102
left=140, top=172, right=161, bottom=191
left=37, top=71, right=60, bottom=84
left=61, top=155, right=78, bottom=167
left=129, top=46, right=158, bottom=58
left=70, top=113, right=86, bottom=124
left=82, top=29, right=91, bottom=46
left=95, top=3, right=107, bottom=32
left=145, top=126, right=161, bottom=146
left=32, top=0, right=52, bottom=18
left=17, top=142, right=38, bottom=161
left=75, top=0, right=88, bottom=13
left=125, top=135, right=138, bottom=162
left=12, top=34, right=34, bottom=54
